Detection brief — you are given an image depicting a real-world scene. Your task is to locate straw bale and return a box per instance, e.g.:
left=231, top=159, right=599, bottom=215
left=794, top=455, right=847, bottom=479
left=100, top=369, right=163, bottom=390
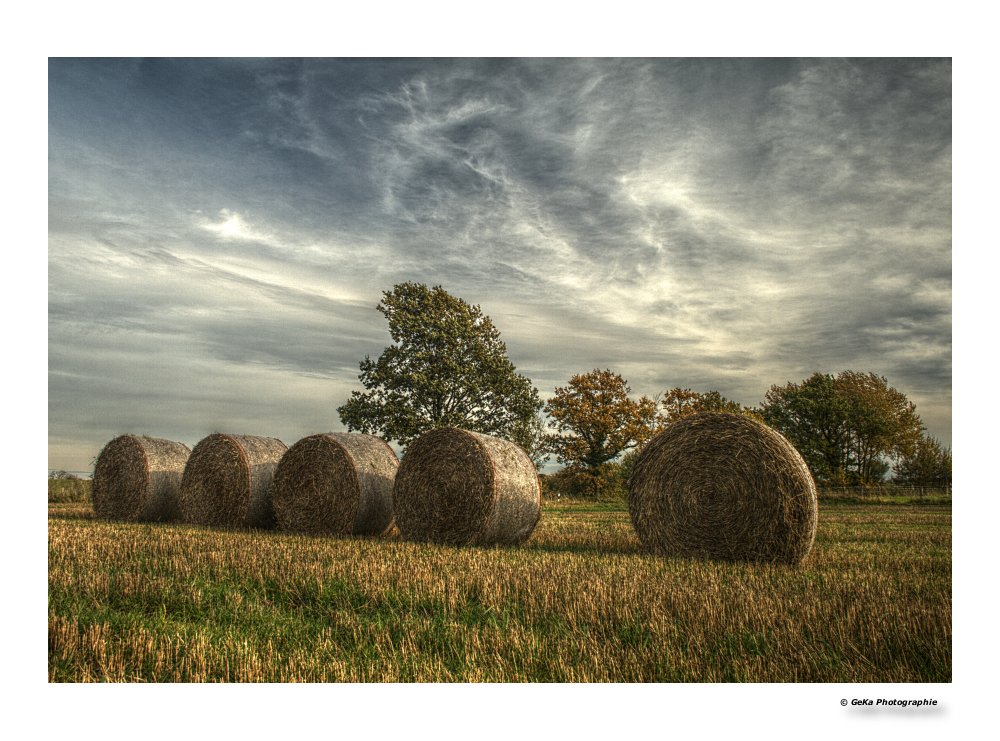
left=92, top=435, right=191, bottom=521
left=273, top=433, right=398, bottom=536
left=628, top=413, right=818, bottom=564
left=393, top=427, right=541, bottom=546
left=179, top=433, right=287, bottom=529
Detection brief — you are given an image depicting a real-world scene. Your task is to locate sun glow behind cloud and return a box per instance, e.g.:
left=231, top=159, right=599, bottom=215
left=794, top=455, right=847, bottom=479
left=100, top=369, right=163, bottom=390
left=201, top=209, right=271, bottom=242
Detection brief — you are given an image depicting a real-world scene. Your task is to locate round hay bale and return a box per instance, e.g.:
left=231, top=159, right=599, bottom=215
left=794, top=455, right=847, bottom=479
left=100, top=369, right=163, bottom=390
left=273, top=433, right=398, bottom=536
left=628, top=413, right=818, bottom=564
left=179, top=433, right=287, bottom=529
left=92, top=435, right=191, bottom=522
left=393, top=427, right=541, bottom=546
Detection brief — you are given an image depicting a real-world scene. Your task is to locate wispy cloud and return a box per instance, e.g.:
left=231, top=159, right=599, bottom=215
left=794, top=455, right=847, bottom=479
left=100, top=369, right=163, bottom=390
left=48, top=58, right=951, bottom=471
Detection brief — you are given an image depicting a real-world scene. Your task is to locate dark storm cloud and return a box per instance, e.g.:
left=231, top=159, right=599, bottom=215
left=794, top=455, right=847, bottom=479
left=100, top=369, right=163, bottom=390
left=48, top=58, right=951, bottom=470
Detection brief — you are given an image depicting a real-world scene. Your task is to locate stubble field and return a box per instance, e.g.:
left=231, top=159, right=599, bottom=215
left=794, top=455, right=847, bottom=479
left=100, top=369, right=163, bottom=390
left=48, top=499, right=951, bottom=682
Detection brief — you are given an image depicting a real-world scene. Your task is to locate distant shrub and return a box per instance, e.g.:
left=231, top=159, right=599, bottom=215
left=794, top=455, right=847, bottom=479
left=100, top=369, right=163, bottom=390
left=48, top=475, right=91, bottom=504
left=541, top=462, right=628, bottom=501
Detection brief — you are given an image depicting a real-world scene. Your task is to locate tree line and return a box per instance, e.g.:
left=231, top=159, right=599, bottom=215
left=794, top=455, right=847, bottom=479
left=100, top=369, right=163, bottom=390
left=338, top=283, right=951, bottom=495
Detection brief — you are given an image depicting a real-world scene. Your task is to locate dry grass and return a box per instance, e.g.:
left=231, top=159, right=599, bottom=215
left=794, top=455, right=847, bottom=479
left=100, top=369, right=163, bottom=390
left=48, top=499, right=950, bottom=682
left=629, top=413, right=818, bottom=564
left=393, top=427, right=541, bottom=546
left=273, top=433, right=397, bottom=536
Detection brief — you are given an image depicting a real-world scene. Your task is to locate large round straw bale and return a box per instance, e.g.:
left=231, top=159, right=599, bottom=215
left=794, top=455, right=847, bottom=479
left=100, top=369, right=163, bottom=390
left=628, top=413, right=818, bottom=564
left=273, top=433, right=398, bottom=536
left=393, top=427, right=541, bottom=546
left=92, top=435, right=191, bottom=522
left=179, top=433, right=287, bottom=529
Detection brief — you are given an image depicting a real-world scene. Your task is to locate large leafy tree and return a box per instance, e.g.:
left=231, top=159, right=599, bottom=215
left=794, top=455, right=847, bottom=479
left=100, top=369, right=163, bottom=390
left=760, top=373, right=851, bottom=483
left=545, top=369, right=659, bottom=471
left=760, top=371, right=924, bottom=485
left=835, top=370, right=923, bottom=482
left=337, top=283, right=542, bottom=449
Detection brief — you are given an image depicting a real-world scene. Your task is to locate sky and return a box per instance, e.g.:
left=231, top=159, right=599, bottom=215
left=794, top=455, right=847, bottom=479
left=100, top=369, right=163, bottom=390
left=48, top=57, right=952, bottom=473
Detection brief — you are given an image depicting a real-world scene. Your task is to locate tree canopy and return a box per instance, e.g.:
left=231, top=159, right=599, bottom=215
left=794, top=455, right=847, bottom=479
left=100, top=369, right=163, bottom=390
left=337, top=283, right=542, bottom=449
left=661, top=387, right=761, bottom=423
left=893, top=435, right=952, bottom=487
left=545, top=369, right=659, bottom=470
left=760, top=371, right=924, bottom=485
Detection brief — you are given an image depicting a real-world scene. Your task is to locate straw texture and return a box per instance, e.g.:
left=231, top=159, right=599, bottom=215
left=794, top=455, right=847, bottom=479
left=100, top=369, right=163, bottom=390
left=393, top=427, right=541, bottom=546
left=92, top=435, right=191, bottom=521
left=273, top=433, right=398, bottom=536
left=179, top=433, right=287, bottom=529
left=628, top=413, right=818, bottom=564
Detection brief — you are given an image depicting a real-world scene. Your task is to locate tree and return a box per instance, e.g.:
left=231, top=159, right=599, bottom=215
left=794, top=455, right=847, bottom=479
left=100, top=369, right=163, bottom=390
left=337, top=283, right=542, bottom=449
left=545, top=369, right=659, bottom=476
left=760, top=371, right=924, bottom=485
left=661, top=387, right=701, bottom=422
left=761, top=373, right=852, bottom=484
left=893, top=435, right=952, bottom=487
left=661, top=387, right=762, bottom=423
left=835, top=371, right=923, bottom=483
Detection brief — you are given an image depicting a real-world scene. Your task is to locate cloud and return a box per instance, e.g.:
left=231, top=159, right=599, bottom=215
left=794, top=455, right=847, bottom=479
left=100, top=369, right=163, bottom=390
left=48, top=58, right=952, bottom=470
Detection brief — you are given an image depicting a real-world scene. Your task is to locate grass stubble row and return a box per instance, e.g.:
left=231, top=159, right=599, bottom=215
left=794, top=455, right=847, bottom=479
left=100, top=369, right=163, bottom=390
left=48, top=501, right=951, bottom=682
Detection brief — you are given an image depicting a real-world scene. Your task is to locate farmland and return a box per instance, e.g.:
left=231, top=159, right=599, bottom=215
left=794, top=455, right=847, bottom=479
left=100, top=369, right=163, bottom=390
left=48, top=498, right=950, bottom=682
